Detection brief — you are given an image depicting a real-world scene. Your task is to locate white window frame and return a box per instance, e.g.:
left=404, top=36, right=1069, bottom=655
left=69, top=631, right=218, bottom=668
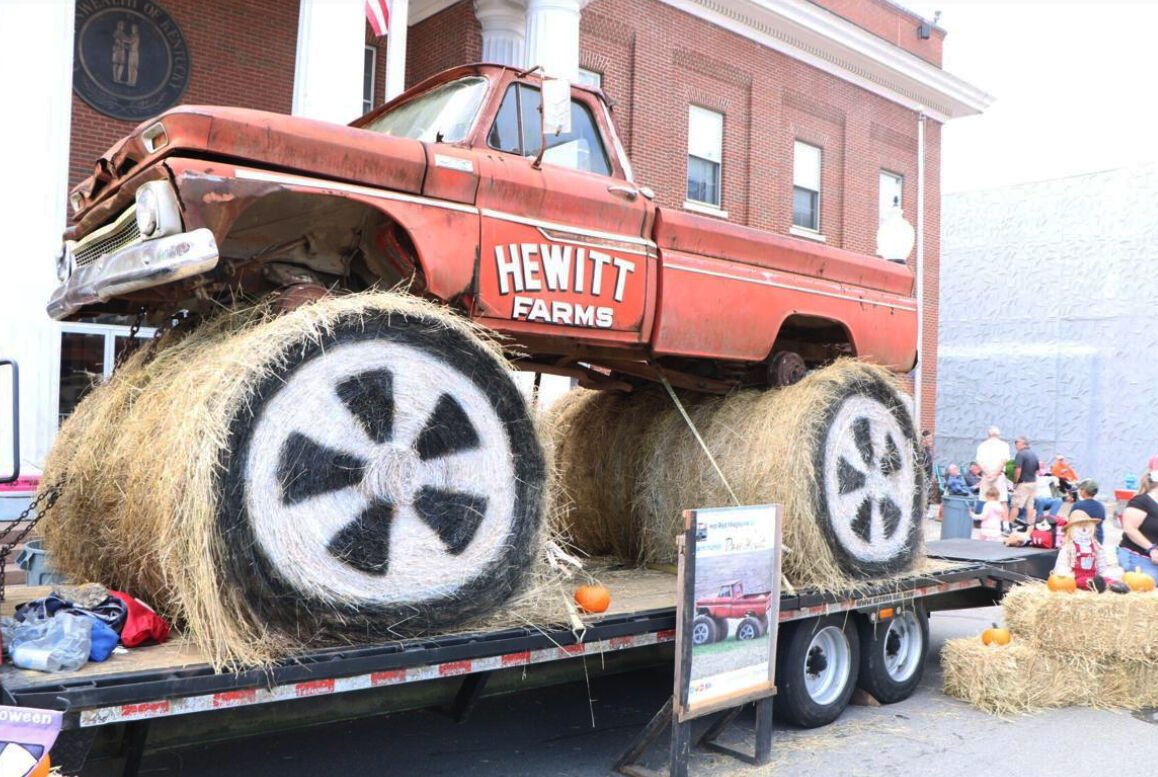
left=577, top=67, right=602, bottom=89
left=879, top=169, right=904, bottom=223
left=792, top=140, right=822, bottom=236
left=363, top=44, right=377, bottom=115
left=55, top=322, right=155, bottom=427
left=686, top=105, right=724, bottom=212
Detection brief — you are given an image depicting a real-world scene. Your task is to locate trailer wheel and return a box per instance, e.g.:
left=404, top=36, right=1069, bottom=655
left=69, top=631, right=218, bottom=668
left=775, top=616, right=859, bottom=728
left=691, top=615, right=718, bottom=645
left=856, top=606, right=929, bottom=704
left=736, top=616, right=762, bottom=641
left=220, top=309, right=545, bottom=635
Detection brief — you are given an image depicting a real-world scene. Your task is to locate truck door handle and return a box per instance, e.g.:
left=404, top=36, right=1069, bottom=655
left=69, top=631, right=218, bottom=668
left=607, top=185, right=639, bottom=201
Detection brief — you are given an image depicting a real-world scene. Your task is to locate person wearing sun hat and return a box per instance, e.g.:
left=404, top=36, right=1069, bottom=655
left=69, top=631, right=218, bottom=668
left=1051, top=509, right=1125, bottom=592
left=1117, top=457, right=1158, bottom=579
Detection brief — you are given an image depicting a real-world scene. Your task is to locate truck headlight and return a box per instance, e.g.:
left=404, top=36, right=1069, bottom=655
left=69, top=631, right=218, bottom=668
left=56, top=244, right=74, bottom=281
left=136, top=186, right=159, bottom=237
left=134, top=181, right=182, bottom=240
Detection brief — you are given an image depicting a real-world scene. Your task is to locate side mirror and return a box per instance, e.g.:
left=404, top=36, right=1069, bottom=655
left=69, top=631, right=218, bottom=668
left=0, top=359, right=18, bottom=485
left=532, top=77, right=572, bottom=170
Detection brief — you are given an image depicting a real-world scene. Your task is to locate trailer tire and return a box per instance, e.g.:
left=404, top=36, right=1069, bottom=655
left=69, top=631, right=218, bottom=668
left=736, top=616, right=762, bottom=641
left=692, top=615, right=719, bottom=645
left=856, top=605, right=929, bottom=704
left=775, top=616, right=859, bottom=728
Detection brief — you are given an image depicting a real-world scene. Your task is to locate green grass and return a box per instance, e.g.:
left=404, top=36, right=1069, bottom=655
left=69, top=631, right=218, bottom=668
left=692, top=633, right=770, bottom=657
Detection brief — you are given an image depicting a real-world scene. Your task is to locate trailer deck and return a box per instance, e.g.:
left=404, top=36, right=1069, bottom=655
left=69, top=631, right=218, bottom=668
left=0, top=541, right=1055, bottom=774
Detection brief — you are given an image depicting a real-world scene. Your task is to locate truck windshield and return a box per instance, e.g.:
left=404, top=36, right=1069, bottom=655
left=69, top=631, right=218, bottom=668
left=366, top=76, right=489, bottom=143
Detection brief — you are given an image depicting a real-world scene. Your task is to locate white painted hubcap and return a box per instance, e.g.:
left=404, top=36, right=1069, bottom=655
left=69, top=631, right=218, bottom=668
left=244, top=340, right=517, bottom=606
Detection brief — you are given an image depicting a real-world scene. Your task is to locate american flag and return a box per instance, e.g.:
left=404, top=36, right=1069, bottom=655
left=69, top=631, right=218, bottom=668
left=365, top=0, right=389, bottom=36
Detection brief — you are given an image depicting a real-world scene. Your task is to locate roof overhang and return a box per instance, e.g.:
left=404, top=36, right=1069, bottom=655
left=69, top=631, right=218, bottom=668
left=658, top=0, right=992, bottom=122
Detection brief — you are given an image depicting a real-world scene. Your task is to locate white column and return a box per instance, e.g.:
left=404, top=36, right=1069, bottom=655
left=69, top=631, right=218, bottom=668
left=292, top=0, right=365, bottom=123
left=474, top=0, right=526, bottom=67
left=385, top=0, right=410, bottom=100
left=524, top=0, right=585, bottom=81
left=0, top=0, right=75, bottom=473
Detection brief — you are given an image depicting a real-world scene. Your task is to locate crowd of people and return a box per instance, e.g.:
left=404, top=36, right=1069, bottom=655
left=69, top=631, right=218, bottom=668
left=931, top=426, right=1158, bottom=579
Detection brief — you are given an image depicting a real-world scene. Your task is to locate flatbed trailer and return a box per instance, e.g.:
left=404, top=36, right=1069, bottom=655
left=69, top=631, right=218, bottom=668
left=0, top=540, right=1054, bottom=775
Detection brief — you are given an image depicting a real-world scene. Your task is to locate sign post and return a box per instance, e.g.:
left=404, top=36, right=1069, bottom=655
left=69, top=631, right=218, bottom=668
left=615, top=504, right=781, bottom=777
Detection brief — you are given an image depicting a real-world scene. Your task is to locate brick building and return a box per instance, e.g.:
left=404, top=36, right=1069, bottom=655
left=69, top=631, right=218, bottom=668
left=2, top=0, right=987, bottom=473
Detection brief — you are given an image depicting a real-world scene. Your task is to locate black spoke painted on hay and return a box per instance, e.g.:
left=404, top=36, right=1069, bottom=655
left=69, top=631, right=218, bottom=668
left=837, top=458, right=866, bottom=495
left=880, top=498, right=902, bottom=538
left=328, top=500, right=395, bottom=576
left=336, top=369, right=394, bottom=444
left=852, top=417, right=874, bottom=466
left=414, top=486, right=488, bottom=555
left=880, top=435, right=902, bottom=477
left=278, top=432, right=368, bottom=505
left=220, top=311, right=546, bottom=642
left=851, top=498, right=873, bottom=542
left=415, top=394, right=480, bottom=461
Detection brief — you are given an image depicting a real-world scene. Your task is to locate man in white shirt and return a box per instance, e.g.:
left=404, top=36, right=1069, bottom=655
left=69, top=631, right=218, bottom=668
left=975, top=426, right=1011, bottom=508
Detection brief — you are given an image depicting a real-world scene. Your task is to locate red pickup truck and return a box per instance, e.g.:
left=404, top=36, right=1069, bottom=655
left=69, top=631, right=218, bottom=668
left=53, top=63, right=916, bottom=393
left=692, top=581, right=773, bottom=644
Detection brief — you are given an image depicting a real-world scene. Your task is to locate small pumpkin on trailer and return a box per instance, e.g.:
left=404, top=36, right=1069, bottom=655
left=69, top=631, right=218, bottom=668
left=981, top=624, right=1011, bottom=646
left=574, top=584, right=611, bottom=614
left=1047, top=573, right=1077, bottom=594
left=1123, top=567, right=1156, bottom=592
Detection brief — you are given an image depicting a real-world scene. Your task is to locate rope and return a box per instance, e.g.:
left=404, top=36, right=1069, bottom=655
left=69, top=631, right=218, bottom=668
left=656, top=370, right=740, bottom=507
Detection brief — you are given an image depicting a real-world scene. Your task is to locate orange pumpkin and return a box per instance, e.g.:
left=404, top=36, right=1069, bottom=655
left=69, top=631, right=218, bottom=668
left=981, top=624, right=1011, bottom=646
left=1047, top=573, right=1077, bottom=594
left=1123, top=567, right=1156, bottom=592
left=574, top=585, right=611, bottom=614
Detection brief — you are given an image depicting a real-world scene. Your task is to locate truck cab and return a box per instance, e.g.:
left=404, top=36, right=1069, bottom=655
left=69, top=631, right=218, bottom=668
left=52, top=63, right=916, bottom=392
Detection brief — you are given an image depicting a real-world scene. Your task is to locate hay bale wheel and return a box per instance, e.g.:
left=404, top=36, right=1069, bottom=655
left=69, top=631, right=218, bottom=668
left=810, top=366, right=925, bottom=577
left=223, top=308, right=544, bottom=634
left=41, top=293, right=547, bottom=666
left=550, top=360, right=925, bottom=586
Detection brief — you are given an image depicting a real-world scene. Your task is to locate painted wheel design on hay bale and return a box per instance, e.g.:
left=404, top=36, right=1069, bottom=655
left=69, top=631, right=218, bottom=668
left=817, top=382, right=922, bottom=577
left=220, top=312, right=544, bottom=634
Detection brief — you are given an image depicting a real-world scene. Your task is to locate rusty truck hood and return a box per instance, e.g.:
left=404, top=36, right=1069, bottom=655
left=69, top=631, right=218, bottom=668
left=70, top=105, right=427, bottom=220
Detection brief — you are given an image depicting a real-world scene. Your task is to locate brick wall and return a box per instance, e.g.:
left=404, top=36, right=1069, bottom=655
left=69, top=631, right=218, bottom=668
left=68, top=0, right=300, bottom=191
left=407, top=0, right=943, bottom=430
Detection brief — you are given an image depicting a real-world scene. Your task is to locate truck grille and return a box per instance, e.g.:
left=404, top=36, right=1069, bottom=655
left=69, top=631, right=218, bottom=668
left=73, top=206, right=141, bottom=268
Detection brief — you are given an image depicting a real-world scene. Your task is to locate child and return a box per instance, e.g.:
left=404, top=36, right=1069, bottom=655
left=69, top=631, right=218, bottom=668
left=974, top=486, right=1007, bottom=542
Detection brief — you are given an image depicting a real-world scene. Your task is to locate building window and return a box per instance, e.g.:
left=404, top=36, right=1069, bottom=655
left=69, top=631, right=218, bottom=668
left=687, top=106, right=723, bottom=208
left=363, top=45, right=376, bottom=115
left=879, top=170, right=903, bottom=223
left=793, top=141, right=821, bottom=231
left=58, top=323, right=154, bottom=423
left=577, top=68, right=602, bottom=89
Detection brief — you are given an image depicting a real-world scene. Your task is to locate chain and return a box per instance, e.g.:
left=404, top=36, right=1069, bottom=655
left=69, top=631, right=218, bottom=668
left=116, top=306, right=149, bottom=368
left=0, top=485, right=61, bottom=603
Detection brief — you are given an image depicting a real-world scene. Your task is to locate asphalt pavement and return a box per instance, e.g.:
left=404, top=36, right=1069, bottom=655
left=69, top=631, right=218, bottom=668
left=85, top=602, right=1158, bottom=777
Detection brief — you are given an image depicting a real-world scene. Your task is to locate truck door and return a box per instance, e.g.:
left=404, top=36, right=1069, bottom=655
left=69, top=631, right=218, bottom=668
left=473, top=82, right=655, bottom=341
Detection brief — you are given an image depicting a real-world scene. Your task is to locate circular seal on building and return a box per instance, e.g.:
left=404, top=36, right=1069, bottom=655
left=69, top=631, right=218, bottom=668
left=73, top=1, right=191, bottom=122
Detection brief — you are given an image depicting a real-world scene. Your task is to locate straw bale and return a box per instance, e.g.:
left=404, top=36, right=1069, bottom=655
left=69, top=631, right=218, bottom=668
left=40, top=292, right=551, bottom=668
left=549, top=360, right=926, bottom=590
left=942, top=638, right=1158, bottom=715
left=1002, top=583, right=1158, bottom=664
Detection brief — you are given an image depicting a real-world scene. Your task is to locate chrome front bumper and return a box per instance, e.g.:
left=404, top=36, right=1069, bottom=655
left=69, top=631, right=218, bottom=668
left=47, top=228, right=219, bottom=320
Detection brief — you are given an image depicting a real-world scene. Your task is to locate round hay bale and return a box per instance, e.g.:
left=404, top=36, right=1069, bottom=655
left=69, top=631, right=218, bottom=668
left=41, top=293, right=547, bottom=667
left=550, top=360, right=925, bottom=587
left=1002, top=583, right=1158, bottom=664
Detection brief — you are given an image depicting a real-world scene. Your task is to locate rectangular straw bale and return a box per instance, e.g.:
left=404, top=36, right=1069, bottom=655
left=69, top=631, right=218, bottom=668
left=1002, top=583, right=1158, bottom=664
left=942, top=637, right=1158, bottom=715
